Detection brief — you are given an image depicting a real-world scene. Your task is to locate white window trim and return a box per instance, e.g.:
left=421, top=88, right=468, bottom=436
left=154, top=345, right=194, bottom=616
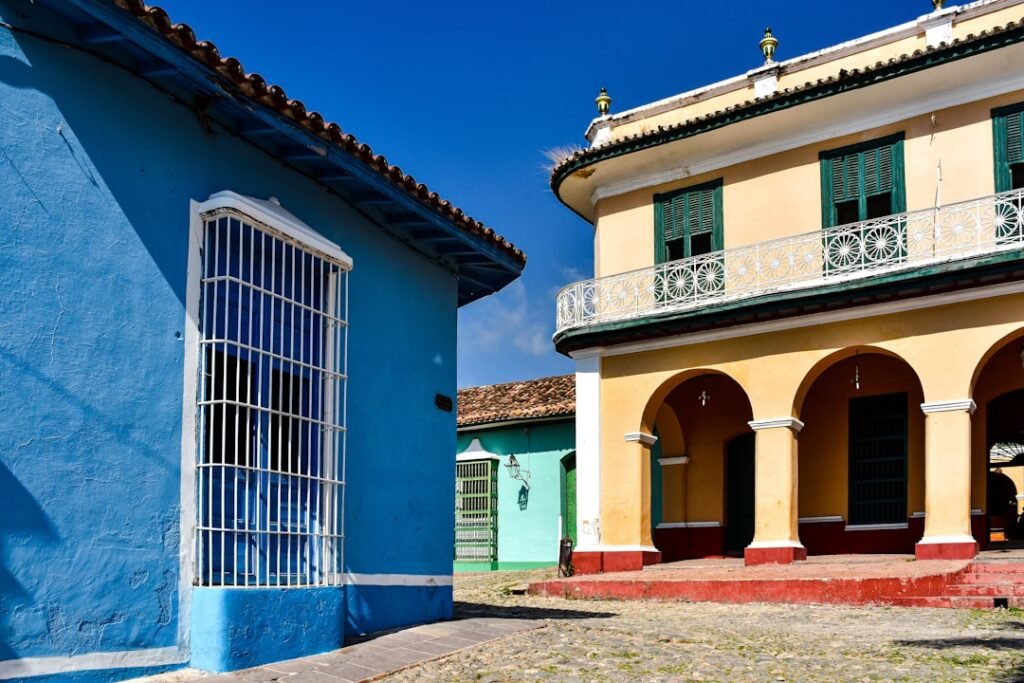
left=181, top=191, right=351, bottom=598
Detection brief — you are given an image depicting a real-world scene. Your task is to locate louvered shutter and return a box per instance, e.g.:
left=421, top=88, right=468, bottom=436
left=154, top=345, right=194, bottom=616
left=660, top=193, right=687, bottom=241
left=864, top=145, right=894, bottom=196
left=831, top=153, right=860, bottom=203
left=687, top=188, right=716, bottom=235
left=1008, top=110, right=1023, bottom=165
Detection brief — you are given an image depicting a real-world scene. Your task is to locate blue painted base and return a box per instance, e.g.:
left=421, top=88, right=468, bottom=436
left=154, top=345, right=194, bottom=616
left=345, top=584, right=453, bottom=637
left=190, top=586, right=344, bottom=672
left=13, top=662, right=184, bottom=683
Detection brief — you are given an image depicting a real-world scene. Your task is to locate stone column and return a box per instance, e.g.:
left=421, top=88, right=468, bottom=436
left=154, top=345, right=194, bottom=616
left=745, top=417, right=807, bottom=565
left=916, top=400, right=978, bottom=560
left=571, top=354, right=604, bottom=574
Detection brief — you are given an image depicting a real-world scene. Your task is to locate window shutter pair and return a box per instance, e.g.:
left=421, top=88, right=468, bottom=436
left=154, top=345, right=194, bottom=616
left=828, top=145, right=894, bottom=202
left=1006, top=109, right=1023, bottom=165
left=660, top=187, right=715, bottom=242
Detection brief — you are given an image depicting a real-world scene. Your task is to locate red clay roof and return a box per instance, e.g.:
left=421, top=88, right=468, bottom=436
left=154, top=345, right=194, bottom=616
left=458, top=375, right=575, bottom=428
left=110, top=0, right=524, bottom=267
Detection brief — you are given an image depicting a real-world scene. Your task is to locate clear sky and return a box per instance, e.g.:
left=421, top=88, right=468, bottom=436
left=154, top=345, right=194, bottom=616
left=158, top=0, right=920, bottom=387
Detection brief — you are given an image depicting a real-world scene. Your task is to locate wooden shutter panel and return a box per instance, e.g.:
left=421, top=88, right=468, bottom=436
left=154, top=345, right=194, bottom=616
left=831, top=154, right=860, bottom=202
left=1008, top=111, right=1023, bottom=164
left=687, top=188, right=715, bottom=234
left=660, top=193, right=687, bottom=241
left=864, top=145, right=893, bottom=195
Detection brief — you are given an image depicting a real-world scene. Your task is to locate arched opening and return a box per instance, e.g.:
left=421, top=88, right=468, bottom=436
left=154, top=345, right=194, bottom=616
left=796, top=350, right=925, bottom=555
left=972, top=329, right=1024, bottom=549
left=644, top=371, right=754, bottom=561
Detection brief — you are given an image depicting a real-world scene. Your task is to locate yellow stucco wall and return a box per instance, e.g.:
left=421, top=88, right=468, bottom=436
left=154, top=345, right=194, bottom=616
left=593, top=90, right=1024, bottom=277
left=798, top=354, right=926, bottom=520
left=604, top=5, right=1024, bottom=144
left=597, top=293, right=1024, bottom=546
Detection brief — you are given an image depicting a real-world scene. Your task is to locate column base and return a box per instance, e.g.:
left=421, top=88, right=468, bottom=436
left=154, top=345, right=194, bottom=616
left=915, top=536, right=978, bottom=560
left=571, top=547, right=662, bottom=574
left=744, top=543, right=807, bottom=566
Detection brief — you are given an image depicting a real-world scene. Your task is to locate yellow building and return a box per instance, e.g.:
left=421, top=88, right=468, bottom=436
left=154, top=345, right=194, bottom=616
left=552, top=0, right=1024, bottom=571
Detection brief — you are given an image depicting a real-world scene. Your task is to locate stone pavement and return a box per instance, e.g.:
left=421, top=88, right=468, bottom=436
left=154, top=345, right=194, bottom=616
left=145, top=616, right=539, bottom=682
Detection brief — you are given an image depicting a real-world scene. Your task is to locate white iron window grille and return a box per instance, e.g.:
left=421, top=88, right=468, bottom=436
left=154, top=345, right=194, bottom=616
left=195, top=207, right=349, bottom=587
left=556, top=188, right=1024, bottom=333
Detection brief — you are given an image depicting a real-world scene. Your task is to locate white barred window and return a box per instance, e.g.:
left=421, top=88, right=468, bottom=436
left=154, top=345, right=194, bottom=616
left=194, top=196, right=349, bottom=587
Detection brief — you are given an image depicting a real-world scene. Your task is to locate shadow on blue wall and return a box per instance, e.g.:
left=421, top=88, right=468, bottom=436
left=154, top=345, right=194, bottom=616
left=0, top=460, right=57, bottom=662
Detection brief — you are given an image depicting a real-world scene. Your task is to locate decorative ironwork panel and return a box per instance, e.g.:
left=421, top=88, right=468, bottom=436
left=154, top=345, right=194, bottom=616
left=555, top=189, right=1024, bottom=333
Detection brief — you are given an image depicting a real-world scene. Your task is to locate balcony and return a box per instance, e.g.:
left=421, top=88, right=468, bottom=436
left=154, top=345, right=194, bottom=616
left=555, top=190, right=1024, bottom=335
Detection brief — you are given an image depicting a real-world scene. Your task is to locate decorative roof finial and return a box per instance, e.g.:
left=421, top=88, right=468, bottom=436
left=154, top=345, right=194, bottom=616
left=760, top=27, right=778, bottom=64
left=595, top=87, right=612, bottom=116
left=932, top=0, right=945, bottom=9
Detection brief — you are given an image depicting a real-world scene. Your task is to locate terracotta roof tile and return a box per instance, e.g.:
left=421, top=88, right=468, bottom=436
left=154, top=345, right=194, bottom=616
left=108, top=0, right=525, bottom=267
left=458, top=375, right=574, bottom=428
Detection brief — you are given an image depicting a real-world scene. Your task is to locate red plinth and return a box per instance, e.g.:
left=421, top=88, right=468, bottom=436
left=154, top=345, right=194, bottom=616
left=915, top=540, right=978, bottom=560
left=571, top=549, right=662, bottom=575
left=744, top=545, right=807, bottom=566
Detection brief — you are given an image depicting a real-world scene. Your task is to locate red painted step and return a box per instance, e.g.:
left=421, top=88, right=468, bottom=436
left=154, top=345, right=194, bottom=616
left=944, top=583, right=1024, bottom=597
left=893, top=596, right=997, bottom=608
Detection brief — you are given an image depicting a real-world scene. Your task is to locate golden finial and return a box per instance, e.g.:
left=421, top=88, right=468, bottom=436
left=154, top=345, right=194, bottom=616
left=595, top=87, right=612, bottom=116
left=760, top=27, right=778, bottom=64
left=932, top=0, right=944, bottom=9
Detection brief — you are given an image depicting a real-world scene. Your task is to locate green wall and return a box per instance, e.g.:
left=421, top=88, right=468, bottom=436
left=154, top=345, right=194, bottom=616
left=455, top=419, right=574, bottom=570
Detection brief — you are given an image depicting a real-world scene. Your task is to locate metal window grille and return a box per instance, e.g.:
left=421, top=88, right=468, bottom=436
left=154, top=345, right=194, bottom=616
left=848, top=392, right=908, bottom=526
left=195, top=209, right=349, bottom=587
left=454, top=460, right=498, bottom=562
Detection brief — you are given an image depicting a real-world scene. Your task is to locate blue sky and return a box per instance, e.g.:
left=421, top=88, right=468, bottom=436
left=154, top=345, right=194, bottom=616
left=159, top=0, right=919, bottom=387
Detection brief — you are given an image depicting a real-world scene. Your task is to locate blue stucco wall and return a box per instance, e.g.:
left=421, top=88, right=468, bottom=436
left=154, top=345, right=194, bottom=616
left=455, top=420, right=574, bottom=568
left=191, top=587, right=344, bottom=672
left=345, top=584, right=452, bottom=637
left=0, top=2, right=458, bottom=677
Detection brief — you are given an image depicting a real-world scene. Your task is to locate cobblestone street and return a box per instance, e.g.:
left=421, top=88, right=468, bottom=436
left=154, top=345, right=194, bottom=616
left=382, top=569, right=1024, bottom=683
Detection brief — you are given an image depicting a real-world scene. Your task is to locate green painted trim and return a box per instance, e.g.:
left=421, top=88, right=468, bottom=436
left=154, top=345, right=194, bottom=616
left=653, top=178, right=723, bottom=264
left=819, top=133, right=905, bottom=228
left=453, top=561, right=499, bottom=572
left=554, top=250, right=1024, bottom=354
left=992, top=101, right=1024, bottom=193
left=552, top=22, right=1024, bottom=207
left=453, top=561, right=556, bottom=573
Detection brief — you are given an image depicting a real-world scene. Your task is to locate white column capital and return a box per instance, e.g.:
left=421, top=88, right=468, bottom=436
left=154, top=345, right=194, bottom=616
left=748, top=417, right=804, bottom=433
left=624, top=432, right=658, bottom=446
left=920, top=399, right=976, bottom=415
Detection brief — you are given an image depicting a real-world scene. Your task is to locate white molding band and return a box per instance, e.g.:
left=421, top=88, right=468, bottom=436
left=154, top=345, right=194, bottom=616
left=657, top=521, right=720, bottom=529
left=911, top=511, right=926, bottom=519
left=914, top=510, right=984, bottom=517
left=916, top=534, right=978, bottom=545
left=798, top=515, right=844, bottom=524
left=746, top=540, right=805, bottom=549
left=344, top=573, right=454, bottom=588
left=748, top=417, right=804, bottom=433
left=587, top=281, right=1024, bottom=359
left=624, top=432, right=658, bottom=446
left=921, top=399, right=977, bottom=414
left=658, top=456, right=690, bottom=467
left=0, top=647, right=186, bottom=680
left=846, top=523, right=908, bottom=531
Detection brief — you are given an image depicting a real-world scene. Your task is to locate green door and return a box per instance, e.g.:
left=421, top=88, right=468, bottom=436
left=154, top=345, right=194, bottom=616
left=562, top=454, right=577, bottom=543
left=725, top=433, right=755, bottom=553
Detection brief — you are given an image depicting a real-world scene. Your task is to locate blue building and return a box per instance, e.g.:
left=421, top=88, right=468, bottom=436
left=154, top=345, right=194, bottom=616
left=0, top=1, right=524, bottom=680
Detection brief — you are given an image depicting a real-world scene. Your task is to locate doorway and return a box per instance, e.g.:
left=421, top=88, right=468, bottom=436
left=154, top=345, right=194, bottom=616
left=725, top=432, right=755, bottom=553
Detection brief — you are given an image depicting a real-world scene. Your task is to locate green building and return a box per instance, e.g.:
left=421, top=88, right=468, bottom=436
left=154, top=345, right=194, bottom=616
left=455, top=376, right=576, bottom=571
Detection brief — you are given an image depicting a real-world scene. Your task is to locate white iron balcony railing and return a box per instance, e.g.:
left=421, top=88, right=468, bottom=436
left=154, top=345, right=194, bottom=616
left=555, top=189, right=1024, bottom=334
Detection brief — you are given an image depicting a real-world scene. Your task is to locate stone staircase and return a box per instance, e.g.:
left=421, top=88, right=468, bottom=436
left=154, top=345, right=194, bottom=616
left=894, top=560, right=1024, bottom=608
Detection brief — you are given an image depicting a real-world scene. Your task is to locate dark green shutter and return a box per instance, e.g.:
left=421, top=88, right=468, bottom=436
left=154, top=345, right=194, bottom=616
left=820, top=134, right=905, bottom=227
left=994, top=103, right=1024, bottom=192
left=654, top=179, right=723, bottom=263
left=848, top=392, right=908, bottom=526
